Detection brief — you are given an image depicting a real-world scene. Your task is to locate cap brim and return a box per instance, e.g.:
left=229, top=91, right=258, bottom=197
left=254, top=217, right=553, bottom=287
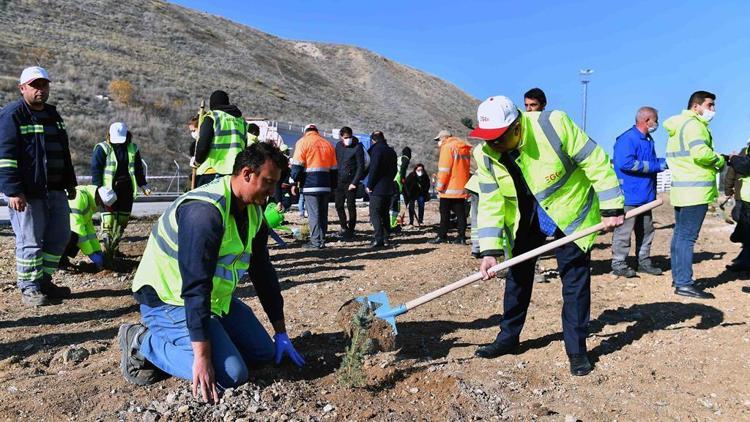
left=20, top=77, right=50, bottom=85
left=110, top=136, right=127, bottom=144
left=468, top=126, right=510, bottom=141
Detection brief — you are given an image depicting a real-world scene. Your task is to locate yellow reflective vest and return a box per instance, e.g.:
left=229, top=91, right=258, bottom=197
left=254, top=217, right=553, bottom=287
left=131, top=176, right=262, bottom=316
left=477, top=111, right=624, bottom=254
left=664, top=110, right=724, bottom=207
left=94, top=141, right=139, bottom=196
left=196, top=110, right=247, bottom=176
left=68, top=185, right=101, bottom=256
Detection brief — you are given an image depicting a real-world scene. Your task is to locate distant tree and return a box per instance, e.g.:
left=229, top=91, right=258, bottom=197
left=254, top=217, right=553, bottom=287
left=461, top=117, right=474, bottom=130
left=108, top=79, right=134, bottom=105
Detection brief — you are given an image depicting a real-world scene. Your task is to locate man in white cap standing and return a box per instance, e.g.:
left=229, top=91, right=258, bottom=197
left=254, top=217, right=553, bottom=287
left=470, top=95, right=624, bottom=376
left=0, top=66, right=78, bottom=306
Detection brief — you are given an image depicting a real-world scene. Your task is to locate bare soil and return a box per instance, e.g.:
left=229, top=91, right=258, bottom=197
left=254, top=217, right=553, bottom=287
left=1, top=194, right=749, bottom=421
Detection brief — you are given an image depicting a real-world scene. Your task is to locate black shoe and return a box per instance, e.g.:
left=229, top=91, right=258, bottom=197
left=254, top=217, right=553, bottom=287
left=612, top=267, right=637, bottom=278
left=40, top=280, right=71, bottom=299
left=429, top=237, right=447, bottom=244
left=118, top=323, right=164, bottom=386
left=451, top=237, right=467, bottom=245
left=471, top=251, right=481, bottom=259
left=370, top=241, right=385, bottom=248
left=474, top=340, right=518, bottom=358
left=21, top=289, right=51, bottom=307
left=569, top=354, right=593, bottom=376
left=742, top=286, right=750, bottom=294
left=674, top=285, right=714, bottom=299
left=637, top=262, right=663, bottom=276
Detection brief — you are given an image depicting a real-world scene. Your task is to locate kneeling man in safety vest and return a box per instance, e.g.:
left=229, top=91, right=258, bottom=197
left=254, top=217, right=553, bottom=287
left=470, top=96, right=624, bottom=376
left=119, top=143, right=304, bottom=402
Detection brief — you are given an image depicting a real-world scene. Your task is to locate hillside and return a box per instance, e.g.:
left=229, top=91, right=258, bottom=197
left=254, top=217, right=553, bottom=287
left=0, top=0, right=479, bottom=178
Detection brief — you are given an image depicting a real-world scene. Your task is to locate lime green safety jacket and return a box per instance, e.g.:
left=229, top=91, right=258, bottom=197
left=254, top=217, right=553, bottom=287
left=664, top=110, right=724, bottom=207
left=68, top=185, right=101, bottom=256
left=95, top=141, right=139, bottom=196
left=131, top=176, right=262, bottom=316
left=197, top=110, right=247, bottom=176
left=477, top=111, right=624, bottom=254
left=464, top=144, right=482, bottom=195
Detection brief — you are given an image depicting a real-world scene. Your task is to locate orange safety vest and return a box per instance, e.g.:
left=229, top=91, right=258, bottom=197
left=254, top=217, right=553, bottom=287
left=436, top=136, right=471, bottom=199
left=291, top=132, right=338, bottom=194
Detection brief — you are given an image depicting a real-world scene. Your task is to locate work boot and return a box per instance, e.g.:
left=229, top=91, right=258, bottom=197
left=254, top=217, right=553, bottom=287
left=474, top=340, right=518, bottom=359
left=569, top=354, right=593, bottom=376
left=637, top=262, right=663, bottom=276
left=451, top=237, right=467, bottom=245
left=118, top=323, right=165, bottom=386
left=612, top=266, right=637, bottom=278
left=21, top=289, right=51, bottom=307
left=40, top=280, right=71, bottom=299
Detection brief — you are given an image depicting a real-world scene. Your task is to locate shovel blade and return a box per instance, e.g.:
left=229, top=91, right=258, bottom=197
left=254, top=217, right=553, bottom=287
left=355, top=291, right=400, bottom=334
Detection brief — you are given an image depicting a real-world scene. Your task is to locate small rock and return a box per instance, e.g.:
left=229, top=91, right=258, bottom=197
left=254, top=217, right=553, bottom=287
left=177, top=405, right=190, bottom=414
left=165, top=392, right=177, bottom=404
left=248, top=405, right=260, bottom=413
left=323, top=404, right=334, bottom=413
left=565, top=415, right=578, bottom=422
left=744, top=400, right=750, bottom=408
left=474, top=388, right=483, bottom=395
left=142, top=410, right=159, bottom=422
left=7, top=386, right=18, bottom=393
left=224, top=389, right=234, bottom=399
left=62, top=347, right=90, bottom=365
left=408, top=387, right=419, bottom=394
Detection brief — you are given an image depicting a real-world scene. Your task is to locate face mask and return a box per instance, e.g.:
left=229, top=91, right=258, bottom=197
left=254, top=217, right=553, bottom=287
left=648, top=123, right=658, bottom=133
left=702, top=108, right=715, bottom=122
left=343, top=138, right=352, bottom=146
left=190, top=130, right=199, bottom=141
left=437, top=140, right=443, bottom=147
left=416, top=170, right=424, bottom=176
left=248, top=134, right=258, bottom=143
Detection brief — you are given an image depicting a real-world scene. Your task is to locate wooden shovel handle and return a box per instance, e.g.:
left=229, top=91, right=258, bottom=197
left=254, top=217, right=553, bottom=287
left=403, top=198, right=663, bottom=311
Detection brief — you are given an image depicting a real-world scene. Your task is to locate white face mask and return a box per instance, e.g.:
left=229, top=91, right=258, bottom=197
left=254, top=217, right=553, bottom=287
left=190, top=130, right=199, bottom=141
left=701, top=108, right=716, bottom=122
left=343, top=137, right=352, bottom=146
left=416, top=170, right=424, bottom=176
left=648, top=123, right=658, bottom=133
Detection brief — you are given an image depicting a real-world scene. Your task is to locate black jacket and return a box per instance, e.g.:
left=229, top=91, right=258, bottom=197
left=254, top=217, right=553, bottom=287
left=0, top=99, right=77, bottom=198
left=335, top=136, right=365, bottom=186
left=366, top=140, right=397, bottom=196
left=404, top=171, right=431, bottom=202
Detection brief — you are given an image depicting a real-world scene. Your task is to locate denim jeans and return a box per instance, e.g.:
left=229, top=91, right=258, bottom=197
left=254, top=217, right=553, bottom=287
left=670, top=204, right=708, bottom=287
left=138, top=297, right=274, bottom=388
left=9, top=191, right=70, bottom=292
left=407, top=195, right=426, bottom=225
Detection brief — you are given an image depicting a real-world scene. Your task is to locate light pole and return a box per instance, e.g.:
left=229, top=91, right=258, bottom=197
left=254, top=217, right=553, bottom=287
left=579, top=69, right=594, bottom=131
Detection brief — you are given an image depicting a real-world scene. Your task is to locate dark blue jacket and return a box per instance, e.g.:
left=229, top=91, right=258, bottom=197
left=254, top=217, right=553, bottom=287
left=366, top=140, right=397, bottom=196
left=0, top=99, right=77, bottom=198
left=613, top=126, right=666, bottom=206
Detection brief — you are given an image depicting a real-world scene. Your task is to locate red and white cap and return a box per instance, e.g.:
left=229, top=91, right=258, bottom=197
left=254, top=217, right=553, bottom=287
left=469, top=95, right=520, bottom=140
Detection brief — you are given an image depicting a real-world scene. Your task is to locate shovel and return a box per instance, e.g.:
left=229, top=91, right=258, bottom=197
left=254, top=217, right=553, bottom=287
left=355, top=198, right=663, bottom=334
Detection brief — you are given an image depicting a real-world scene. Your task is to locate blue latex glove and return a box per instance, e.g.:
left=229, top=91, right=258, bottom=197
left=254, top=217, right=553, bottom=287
left=273, top=333, right=305, bottom=367
left=89, top=252, right=105, bottom=269
left=658, top=158, right=668, bottom=171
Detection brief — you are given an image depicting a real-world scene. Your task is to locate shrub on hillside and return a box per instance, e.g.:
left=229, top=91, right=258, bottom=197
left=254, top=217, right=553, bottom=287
left=108, top=79, right=134, bottom=105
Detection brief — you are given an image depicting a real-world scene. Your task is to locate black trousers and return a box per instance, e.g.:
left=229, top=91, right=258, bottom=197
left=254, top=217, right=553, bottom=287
left=495, top=222, right=592, bottom=356
left=334, top=185, right=357, bottom=232
left=369, top=194, right=391, bottom=244
left=438, top=197, right=467, bottom=239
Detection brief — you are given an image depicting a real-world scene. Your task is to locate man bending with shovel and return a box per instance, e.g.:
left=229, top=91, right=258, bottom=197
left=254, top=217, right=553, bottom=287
left=470, top=96, right=624, bottom=376
left=119, top=143, right=304, bottom=402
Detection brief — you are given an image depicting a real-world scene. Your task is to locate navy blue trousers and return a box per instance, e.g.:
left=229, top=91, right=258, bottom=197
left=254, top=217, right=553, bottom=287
left=495, top=224, right=592, bottom=356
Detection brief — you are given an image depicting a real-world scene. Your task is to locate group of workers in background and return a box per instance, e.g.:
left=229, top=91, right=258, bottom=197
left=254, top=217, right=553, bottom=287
left=2, top=65, right=750, bottom=398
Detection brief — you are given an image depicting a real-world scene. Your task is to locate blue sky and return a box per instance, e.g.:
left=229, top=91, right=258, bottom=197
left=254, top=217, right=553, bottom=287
left=172, top=0, right=750, bottom=154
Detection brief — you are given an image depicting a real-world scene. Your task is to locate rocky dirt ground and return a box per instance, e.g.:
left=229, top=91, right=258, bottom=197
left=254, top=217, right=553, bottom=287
left=1, top=194, right=749, bottom=421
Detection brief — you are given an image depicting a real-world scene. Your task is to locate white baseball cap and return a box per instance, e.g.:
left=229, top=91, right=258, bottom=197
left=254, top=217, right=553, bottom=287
left=109, top=122, right=128, bottom=144
left=19, top=66, right=51, bottom=86
left=469, top=96, right=520, bottom=140
left=303, top=124, right=318, bottom=132
left=433, top=129, right=452, bottom=141
left=97, top=186, right=118, bottom=207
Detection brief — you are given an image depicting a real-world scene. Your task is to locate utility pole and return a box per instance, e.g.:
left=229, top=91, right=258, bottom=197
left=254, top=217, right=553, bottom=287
left=579, top=69, right=594, bottom=131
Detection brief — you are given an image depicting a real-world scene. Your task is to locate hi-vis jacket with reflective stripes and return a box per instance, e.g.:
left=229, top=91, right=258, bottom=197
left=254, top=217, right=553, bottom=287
left=196, top=110, right=247, bottom=176
left=68, top=185, right=101, bottom=256
left=437, top=136, right=471, bottom=199
left=477, top=111, right=624, bottom=254
left=290, top=131, right=338, bottom=194
left=132, top=176, right=262, bottom=316
left=0, top=99, right=77, bottom=198
left=664, top=110, right=724, bottom=207
left=93, top=141, right=140, bottom=196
